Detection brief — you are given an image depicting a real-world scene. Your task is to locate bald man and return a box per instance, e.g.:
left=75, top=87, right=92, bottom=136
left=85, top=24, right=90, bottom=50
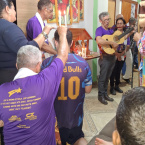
left=116, top=14, right=123, bottom=20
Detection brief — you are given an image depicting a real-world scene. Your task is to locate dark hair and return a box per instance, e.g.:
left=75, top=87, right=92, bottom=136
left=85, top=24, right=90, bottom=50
left=37, top=0, right=52, bottom=10
left=54, top=29, right=72, bottom=46
left=0, top=0, right=13, bottom=18
left=115, top=17, right=126, bottom=31
left=116, top=87, right=145, bottom=145
left=129, top=17, right=137, bottom=25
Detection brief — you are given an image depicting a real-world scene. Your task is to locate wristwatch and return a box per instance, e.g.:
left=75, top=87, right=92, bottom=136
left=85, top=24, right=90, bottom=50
left=41, top=31, right=48, bottom=39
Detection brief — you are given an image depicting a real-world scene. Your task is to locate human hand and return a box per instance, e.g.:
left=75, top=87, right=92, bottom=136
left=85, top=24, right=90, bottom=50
left=95, top=138, right=113, bottom=145
left=111, top=42, right=119, bottom=48
left=57, top=26, right=67, bottom=37
left=43, top=25, right=54, bottom=35
left=133, top=32, right=142, bottom=42
left=0, top=120, right=4, bottom=127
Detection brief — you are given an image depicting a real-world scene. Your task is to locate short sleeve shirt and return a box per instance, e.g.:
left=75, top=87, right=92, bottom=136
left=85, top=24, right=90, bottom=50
left=0, top=58, right=63, bottom=145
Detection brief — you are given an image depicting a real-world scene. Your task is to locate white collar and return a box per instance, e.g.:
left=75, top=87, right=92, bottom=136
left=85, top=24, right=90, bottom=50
left=14, top=68, right=37, bottom=80
left=35, top=12, right=44, bottom=31
left=35, top=12, right=48, bottom=43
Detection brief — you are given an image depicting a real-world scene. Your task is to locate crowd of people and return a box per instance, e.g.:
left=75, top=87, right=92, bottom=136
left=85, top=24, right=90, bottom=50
left=0, top=0, right=145, bottom=145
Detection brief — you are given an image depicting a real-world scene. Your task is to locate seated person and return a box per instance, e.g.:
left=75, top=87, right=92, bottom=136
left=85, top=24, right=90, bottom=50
left=94, top=87, right=145, bottom=145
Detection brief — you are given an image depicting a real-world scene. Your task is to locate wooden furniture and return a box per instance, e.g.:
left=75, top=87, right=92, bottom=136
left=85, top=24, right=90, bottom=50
left=69, top=28, right=92, bottom=55
left=84, top=52, right=100, bottom=60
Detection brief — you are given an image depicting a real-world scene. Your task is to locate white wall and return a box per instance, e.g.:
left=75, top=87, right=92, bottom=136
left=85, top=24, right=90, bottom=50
left=96, top=0, right=108, bottom=76
left=97, top=0, right=108, bottom=27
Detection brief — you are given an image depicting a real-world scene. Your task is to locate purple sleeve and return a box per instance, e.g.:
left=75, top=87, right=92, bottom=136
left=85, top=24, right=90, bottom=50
left=95, top=27, right=103, bottom=38
left=26, top=19, right=42, bottom=41
left=40, top=58, right=63, bottom=99
left=127, top=37, right=130, bottom=45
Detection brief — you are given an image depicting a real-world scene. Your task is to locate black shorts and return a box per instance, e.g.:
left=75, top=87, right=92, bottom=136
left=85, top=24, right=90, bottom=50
left=59, top=123, right=84, bottom=145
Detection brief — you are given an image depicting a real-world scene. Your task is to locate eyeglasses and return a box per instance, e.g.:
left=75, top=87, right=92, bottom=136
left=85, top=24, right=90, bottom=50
left=45, top=7, right=53, bottom=13
left=103, top=18, right=111, bottom=22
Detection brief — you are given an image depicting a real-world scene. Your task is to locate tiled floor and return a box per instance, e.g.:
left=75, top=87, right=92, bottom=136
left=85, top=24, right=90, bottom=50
left=0, top=71, right=139, bottom=145
left=83, top=70, right=139, bottom=144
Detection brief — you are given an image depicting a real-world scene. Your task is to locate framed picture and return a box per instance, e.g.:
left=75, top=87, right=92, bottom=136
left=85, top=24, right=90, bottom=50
left=55, top=0, right=73, bottom=25
left=71, top=0, right=80, bottom=23
left=47, top=0, right=57, bottom=23
left=80, top=0, right=84, bottom=20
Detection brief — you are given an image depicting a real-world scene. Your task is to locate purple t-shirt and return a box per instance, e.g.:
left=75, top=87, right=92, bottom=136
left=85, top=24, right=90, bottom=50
left=0, top=58, right=63, bottom=145
left=26, top=16, right=48, bottom=44
left=95, top=26, right=114, bottom=53
left=26, top=16, right=42, bottom=41
left=95, top=26, right=114, bottom=38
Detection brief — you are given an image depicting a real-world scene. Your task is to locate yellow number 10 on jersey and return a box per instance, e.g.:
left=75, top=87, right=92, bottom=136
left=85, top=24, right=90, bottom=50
left=58, top=76, right=80, bottom=100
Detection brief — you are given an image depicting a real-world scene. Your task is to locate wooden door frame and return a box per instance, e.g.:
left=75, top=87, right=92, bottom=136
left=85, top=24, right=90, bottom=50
left=121, top=0, right=138, bottom=18
left=108, top=0, right=116, bottom=25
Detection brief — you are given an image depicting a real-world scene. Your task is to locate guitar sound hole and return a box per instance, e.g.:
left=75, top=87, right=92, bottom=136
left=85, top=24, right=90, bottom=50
left=106, top=39, right=112, bottom=49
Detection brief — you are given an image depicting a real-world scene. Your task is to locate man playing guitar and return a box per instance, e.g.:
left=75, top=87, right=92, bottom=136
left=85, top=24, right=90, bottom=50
left=95, top=12, right=118, bottom=105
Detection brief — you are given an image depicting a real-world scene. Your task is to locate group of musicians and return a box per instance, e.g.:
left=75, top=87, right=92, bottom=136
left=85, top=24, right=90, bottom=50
left=95, top=12, right=138, bottom=105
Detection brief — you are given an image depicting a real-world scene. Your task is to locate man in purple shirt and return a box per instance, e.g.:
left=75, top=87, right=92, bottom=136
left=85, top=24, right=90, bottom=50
left=95, top=12, right=118, bottom=105
left=0, top=26, right=68, bottom=145
left=26, top=0, right=57, bottom=56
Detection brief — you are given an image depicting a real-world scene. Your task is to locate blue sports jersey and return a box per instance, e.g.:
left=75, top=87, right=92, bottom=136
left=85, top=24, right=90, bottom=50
left=42, top=54, right=92, bottom=129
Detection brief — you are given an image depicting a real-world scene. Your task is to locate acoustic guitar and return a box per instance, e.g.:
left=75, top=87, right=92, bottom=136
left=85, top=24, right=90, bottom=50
left=100, top=27, right=134, bottom=54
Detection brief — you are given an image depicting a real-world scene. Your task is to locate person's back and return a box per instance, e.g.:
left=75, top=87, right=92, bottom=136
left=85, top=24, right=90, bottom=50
left=0, top=25, right=69, bottom=144
left=42, top=29, right=92, bottom=145
left=42, top=53, right=92, bottom=128
left=0, top=71, right=60, bottom=144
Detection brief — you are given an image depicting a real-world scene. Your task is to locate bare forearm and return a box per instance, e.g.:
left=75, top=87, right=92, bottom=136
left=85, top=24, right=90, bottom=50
left=57, top=34, right=69, bottom=66
left=34, top=33, right=46, bottom=48
left=41, top=43, right=57, bottom=55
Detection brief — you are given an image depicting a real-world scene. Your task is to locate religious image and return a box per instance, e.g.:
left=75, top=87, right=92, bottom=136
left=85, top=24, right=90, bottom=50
left=56, top=0, right=72, bottom=25
left=80, top=0, right=84, bottom=20
left=72, top=0, right=80, bottom=23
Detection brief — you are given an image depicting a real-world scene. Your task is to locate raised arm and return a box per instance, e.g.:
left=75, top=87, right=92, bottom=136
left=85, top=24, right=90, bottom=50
left=34, top=25, right=53, bottom=48
left=56, top=26, right=69, bottom=66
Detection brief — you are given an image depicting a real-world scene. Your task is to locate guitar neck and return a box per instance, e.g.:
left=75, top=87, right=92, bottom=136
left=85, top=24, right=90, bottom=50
left=118, top=27, right=134, bottom=40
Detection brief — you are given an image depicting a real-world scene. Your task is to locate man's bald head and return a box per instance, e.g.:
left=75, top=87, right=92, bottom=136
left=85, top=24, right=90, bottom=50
left=116, top=14, right=123, bottom=20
